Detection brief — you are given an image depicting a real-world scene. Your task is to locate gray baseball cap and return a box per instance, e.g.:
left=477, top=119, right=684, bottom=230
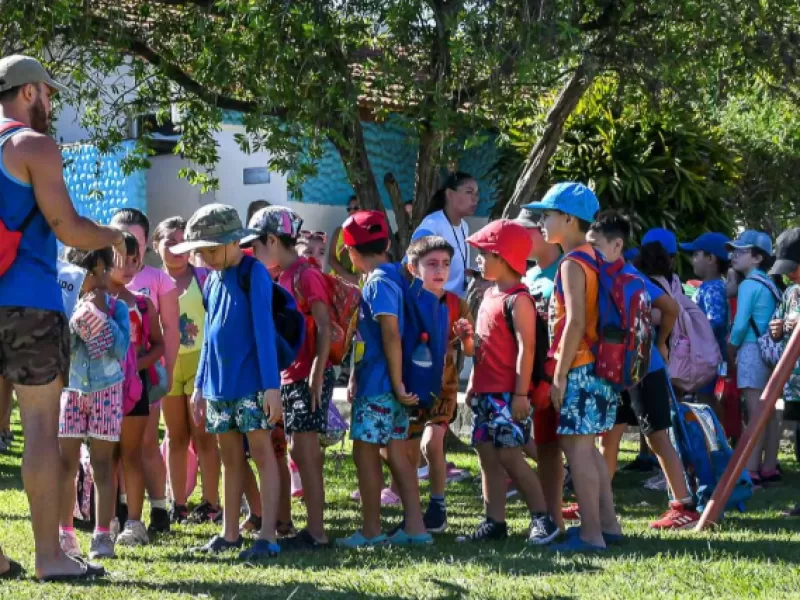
left=0, top=55, right=68, bottom=94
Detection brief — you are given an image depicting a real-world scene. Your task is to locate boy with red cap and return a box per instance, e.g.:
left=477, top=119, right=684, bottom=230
left=458, top=219, right=559, bottom=545
left=336, top=211, right=432, bottom=548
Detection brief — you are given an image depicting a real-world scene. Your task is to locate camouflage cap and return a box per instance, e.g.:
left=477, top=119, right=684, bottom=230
left=241, top=206, right=304, bottom=248
left=171, top=203, right=258, bottom=254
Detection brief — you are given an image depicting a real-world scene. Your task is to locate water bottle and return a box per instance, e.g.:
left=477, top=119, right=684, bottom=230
left=411, top=333, right=433, bottom=368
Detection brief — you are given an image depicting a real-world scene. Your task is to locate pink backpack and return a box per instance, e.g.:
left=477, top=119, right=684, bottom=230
left=653, top=275, right=722, bottom=393
left=109, top=296, right=143, bottom=415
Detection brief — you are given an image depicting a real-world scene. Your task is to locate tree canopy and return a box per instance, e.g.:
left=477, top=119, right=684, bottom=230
left=1, top=0, right=798, bottom=237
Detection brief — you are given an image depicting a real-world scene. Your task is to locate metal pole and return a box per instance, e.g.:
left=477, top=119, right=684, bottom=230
left=695, top=323, right=800, bottom=531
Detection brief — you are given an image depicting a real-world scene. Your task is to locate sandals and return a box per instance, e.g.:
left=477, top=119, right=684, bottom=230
left=0, top=559, right=24, bottom=580
left=760, top=468, right=782, bottom=484
left=238, top=539, right=280, bottom=561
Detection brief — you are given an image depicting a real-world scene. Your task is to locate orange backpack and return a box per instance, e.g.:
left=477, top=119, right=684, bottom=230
left=292, top=261, right=362, bottom=365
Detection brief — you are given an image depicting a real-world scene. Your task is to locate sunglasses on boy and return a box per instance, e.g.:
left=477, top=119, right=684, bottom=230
left=300, top=230, right=328, bottom=243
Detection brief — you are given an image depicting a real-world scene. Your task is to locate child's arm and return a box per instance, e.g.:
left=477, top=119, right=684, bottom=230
left=377, top=314, right=417, bottom=406
left=705, top=284, right=730, bottom=345
left=158, top=287, right=180, bottom=390
left=511, top=295, right=536, bottom=421
left=729, top=280, right=758, bottom=349
left=456, top=299, right=475, bottom=357
left=107, top=297, right=131, bottom=361
left=553, top=260, right=587, bottom=410
left=652, top=294, right=678, bottom=362
left=137, top=298, right=165, bottom=371
left=250, top=265, right=280, bottom=392
left=309, top=299, right=332, bottom=410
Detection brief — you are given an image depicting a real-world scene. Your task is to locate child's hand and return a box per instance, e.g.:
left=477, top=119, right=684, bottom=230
left=394, top=383, right=419, bottom=407
left=264, top=389, right=283, bottom=426
left=347, top=375, right=357, bottom=404
left=550, top=376, right=567, bottom=412
left=309, top=369, right=324, bottom=413
left=454, top=319, right=474, bottom=341
left=191, top=389, right=207, bottom=428
left=511, top=394, right=531, bottom=422
left=770, top=319, right=785, bottom=340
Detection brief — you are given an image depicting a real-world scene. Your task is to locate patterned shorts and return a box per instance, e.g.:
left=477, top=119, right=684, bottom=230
left=59, top=382, right=124, bottom=442
left=206, top=392, right=272, bottom=435
left=471, top=392, right=532, bottom=449
left=281, top=367, right=335, bottom=436
left=557, top=364, right=618, bottom=436
left=0, top=307, right=70, bottom=386
left=350, top=393, right=409, bottom=446
left=407, top=392, right=458, bottom=440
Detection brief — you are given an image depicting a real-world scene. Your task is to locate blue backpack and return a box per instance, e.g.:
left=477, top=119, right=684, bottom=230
left=554, top=250, right=652, bottom=391
left=669, top=399, right=753, bottom=515
left=202, top=255, right=304, bottom=371
left=375, top=263, right=450, bottom=409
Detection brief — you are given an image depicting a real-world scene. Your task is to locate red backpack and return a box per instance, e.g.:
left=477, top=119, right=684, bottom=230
left=291, top=260, right=361, bottom=366
left=0, top=120, right=36, bottom=277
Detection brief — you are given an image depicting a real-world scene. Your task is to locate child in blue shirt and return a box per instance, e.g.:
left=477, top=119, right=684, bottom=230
left=681, top=232, right=731, bottom=409
left=172, top=203, right=283, bottom=561
left=337, top=210, right=432, bottom=548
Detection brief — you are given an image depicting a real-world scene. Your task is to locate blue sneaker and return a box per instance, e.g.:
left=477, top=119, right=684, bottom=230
left=423, top=502, right=447, bottom=533
left=549, top=535, right=606, bottom=553
left=239, top=539, right=280, bottom=561
left=336, top=531, right=388, bottom=549
left=388, top=529, right=433, bottom=546
left=566, top=526, right=623, bottom=545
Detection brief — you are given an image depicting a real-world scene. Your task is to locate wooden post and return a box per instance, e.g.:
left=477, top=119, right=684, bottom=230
left=695, top=323, right=800, bottom=530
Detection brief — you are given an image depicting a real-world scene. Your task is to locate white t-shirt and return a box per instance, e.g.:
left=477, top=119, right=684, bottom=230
left=416, top=210, right=470, bottom=297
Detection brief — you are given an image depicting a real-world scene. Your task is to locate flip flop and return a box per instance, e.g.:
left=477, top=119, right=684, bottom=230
left=39, top=558, right=105, bottom=582
left=0, top=559, right=24, bottom=580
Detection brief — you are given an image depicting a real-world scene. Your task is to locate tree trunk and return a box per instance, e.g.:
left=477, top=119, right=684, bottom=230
left=412, top=124, right=442, bottom=231
left=384, top=172, right=410, bottom=252
left=330, top=118, right=385, bottom=213
left=502, top=62, right=596, bottom=216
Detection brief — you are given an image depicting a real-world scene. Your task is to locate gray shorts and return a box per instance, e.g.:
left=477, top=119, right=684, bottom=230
left=737, top=342, right=772, bottom=390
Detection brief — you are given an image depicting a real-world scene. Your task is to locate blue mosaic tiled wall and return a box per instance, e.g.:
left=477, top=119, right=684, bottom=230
left=62, top=141, right=147, bottom=224
left=222, top=112, right=498, bottom=216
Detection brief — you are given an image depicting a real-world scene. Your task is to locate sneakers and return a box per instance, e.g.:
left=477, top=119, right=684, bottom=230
left=649, top=501, right=701, bottom=530
left=423, top=501, right=448, bottom=533
left=89, top=532, right=116, bottom=559
left=239, top=539, right=280, bottom=561
left=148, top=507, right=171, bottom=535
left=528, top=513, right=560, bottom=546
left=188, top=500, right=223, bottom=524
left=110, top=518, right=121, bottom=539
left=170, top=504, right=189, bottom=525
left=456, top=518, right=509, bottom=543
left=351, top=487, right=402, bottom=506
left=193, top=534, right=244, bottom=554
left=116, top=520, right=150, bottom=546
left=643, top=471, right=668, bottom=492
left=562, top=503, right=581, bottom=521
left=280, top=529, right=332, bottom=552
left=59, top=531, right=82, bottom=558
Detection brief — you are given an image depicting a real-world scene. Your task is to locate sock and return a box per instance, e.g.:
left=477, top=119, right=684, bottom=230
left=150, top=497, right=167, bottom=510
left=677, top=497, right=697, bottom=511
left=430, top=494, right=446, bottom=510
left=120, top=494, right=128, bottom=505
left=94, top=526, right=110, bottom=535
left=60, top=526, right=75, bottom=535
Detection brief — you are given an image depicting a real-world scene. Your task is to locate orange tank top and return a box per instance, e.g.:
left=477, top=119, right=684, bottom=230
left=550, top=244, right=599, bottom=370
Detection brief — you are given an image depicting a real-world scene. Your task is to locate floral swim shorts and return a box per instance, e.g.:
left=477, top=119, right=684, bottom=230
left=206, top=392, right=273, bottom=435
left=557, top=364, right=618, bottom=436
left=471, top=392, right=532, bottom=449
left=350, top=393, right=409, bottom=446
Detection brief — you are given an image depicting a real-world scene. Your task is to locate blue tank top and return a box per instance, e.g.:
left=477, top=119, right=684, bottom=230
left=0, top=120, right=62, bottom=312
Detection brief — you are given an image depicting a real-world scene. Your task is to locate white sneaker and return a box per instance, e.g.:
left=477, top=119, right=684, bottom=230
left=59, top=531, right=82, bottom=558
left=89, top=532, right=117, bottom=559
left=116, top=520, right=150, bottom=546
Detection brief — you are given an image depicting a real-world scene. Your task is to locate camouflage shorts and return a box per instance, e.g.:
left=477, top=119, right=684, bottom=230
left=0, top=307, right=69, bottom=386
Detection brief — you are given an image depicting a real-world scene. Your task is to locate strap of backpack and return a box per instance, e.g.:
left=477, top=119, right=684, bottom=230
left=237, top=254, right=256, bottom=300
left=749, top=316, right=763, bottom=338
left=0, top=122, right=39, bottom=234
left=502, top=285, right=532, bottom=346
left=291, top=260, right=312, bottom=315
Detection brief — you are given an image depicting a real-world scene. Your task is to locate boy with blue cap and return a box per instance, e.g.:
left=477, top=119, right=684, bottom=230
left=681, top=233, right=731, bottom=410
left=526, top=182, right=621, bottom=552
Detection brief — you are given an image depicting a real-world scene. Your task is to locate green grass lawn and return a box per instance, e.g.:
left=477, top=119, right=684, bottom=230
left=1, top=411, right=800, bottom=600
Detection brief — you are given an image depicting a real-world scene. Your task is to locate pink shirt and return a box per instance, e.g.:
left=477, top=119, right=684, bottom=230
left=128, top=266, right=176, bottom=313
left=278, top=257, right=331, bottom=384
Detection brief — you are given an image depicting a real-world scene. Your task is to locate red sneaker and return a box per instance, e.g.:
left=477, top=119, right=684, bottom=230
left=649, top=501, right=700, bottom=530
left=562, top=503, right=581, bottom=521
